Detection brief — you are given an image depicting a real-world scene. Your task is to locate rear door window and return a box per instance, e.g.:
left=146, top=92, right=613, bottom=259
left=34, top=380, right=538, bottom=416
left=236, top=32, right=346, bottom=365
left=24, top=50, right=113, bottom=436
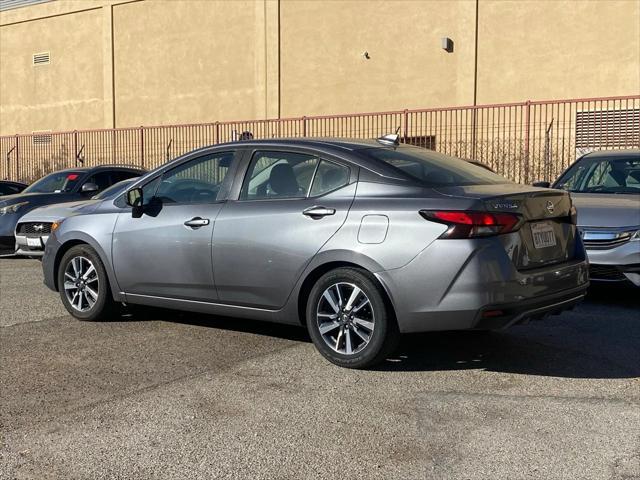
left=241, top=151, right=319, bottom=200
left=309, top=160, right=350, bottom=196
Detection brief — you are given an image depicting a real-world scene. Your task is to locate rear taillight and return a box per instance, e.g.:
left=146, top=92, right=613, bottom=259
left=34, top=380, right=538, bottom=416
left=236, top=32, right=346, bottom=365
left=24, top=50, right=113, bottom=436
left=569, top=205, right=578, bottom=225
left=420, top=210, right=523, bottom=239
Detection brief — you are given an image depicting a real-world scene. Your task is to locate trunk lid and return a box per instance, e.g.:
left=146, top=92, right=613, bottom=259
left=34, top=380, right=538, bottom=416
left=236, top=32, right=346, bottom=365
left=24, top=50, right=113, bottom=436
left=435, top=184, right=577, bottom=269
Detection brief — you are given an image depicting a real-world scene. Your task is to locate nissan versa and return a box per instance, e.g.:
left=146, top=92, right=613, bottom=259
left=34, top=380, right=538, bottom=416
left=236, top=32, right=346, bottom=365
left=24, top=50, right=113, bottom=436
left=41, top=137, right=589, bottom=368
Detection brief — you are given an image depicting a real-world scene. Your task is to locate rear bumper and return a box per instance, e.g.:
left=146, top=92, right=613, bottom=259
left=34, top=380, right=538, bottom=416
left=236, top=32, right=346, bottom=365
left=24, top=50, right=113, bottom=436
left=376, top=237, right=589, bottom=333
left=473, top=285, right=586, bottom=330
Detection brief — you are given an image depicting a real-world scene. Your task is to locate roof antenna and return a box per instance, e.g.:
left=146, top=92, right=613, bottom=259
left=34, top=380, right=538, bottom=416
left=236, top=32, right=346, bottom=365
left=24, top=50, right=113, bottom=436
left=376, top=127, right=401, bottom=146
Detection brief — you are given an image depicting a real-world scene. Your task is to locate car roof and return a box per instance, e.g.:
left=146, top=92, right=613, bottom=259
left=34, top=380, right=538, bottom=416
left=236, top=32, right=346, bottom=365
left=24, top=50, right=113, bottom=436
left=0, top=180, right=27, bottom=185
left=51, top=164, right=146, bottom=174
left=217, top=137, right=393, bottom=152
left=581, top=149, right=640, bottom=160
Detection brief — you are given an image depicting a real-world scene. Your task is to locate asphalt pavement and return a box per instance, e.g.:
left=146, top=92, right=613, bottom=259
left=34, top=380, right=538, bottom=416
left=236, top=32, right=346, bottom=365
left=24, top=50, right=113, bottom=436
left=1, top=258, right=639, bottom=480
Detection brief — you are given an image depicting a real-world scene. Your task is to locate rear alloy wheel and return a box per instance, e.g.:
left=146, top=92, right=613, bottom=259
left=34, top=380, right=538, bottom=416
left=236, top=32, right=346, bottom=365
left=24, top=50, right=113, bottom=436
left=58, top=245, right=114, bottom=321
left=307, top=268, right=399, bottom=369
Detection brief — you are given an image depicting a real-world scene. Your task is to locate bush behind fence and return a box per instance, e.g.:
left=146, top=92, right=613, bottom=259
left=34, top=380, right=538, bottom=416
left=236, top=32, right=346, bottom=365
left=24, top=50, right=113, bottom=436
left=1, top=95, right=638, bottom=184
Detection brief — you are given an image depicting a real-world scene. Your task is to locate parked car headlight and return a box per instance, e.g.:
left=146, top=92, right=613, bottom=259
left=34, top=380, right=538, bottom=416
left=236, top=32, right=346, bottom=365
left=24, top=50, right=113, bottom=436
left=0, top=201, right=29, bottom=215
left=631, top=229, right=640, bottom=241
left=51, top=219, right=64, bottom=232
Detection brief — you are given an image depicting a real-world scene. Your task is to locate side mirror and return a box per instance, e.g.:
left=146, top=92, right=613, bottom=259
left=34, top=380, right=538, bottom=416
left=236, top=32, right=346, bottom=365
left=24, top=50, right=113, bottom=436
left=81, top=182, right=99, bottom=194
left=532, top=181, right=551, bottom=188
left=126, top=187, right=143, bottom=207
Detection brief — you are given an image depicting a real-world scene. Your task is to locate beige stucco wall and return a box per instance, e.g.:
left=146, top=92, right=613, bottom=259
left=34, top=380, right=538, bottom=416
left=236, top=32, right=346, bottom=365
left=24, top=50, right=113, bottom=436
left=112, top=0, right=277, bottom=127
left=0, top=4, right=106, bottom=134
left=1, top=0, right=639, bottom=136
left=476, top=0, right=640, bottom=104
left=279, top=0, right=477, bottom=116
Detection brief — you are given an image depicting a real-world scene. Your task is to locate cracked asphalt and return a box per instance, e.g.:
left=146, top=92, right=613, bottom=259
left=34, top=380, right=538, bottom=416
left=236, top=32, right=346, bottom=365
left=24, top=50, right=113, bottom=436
left=1, top=258, right=639, bottom=479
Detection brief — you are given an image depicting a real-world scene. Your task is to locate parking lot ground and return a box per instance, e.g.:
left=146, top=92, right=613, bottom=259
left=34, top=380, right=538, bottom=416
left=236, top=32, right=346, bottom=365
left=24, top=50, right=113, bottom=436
left=1, top=258, right=639, bottom=480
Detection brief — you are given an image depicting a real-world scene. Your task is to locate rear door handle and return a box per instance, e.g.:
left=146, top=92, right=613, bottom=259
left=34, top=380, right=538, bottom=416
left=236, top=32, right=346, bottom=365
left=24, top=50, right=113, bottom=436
left=303, top=206, right=336, bottom=218
left=184, top=217, right=210, bottom=228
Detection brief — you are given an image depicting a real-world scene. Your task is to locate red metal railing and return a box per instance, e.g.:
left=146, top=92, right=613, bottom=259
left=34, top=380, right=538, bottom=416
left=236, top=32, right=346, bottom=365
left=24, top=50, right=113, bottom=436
left=1, top=95, right=638, bottom=184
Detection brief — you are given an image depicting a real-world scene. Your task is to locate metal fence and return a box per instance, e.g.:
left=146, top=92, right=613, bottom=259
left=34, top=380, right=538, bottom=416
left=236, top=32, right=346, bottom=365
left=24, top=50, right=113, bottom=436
left=1, top=95, right=639, bottom=184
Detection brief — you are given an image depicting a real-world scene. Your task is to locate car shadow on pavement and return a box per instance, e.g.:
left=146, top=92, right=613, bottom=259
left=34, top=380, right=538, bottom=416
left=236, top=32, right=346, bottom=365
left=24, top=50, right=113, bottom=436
left=381, top=284, right=640, bottom=378
left=119, top=305, right=311, bottom=343
left=117, top=284, right=639, bottom=379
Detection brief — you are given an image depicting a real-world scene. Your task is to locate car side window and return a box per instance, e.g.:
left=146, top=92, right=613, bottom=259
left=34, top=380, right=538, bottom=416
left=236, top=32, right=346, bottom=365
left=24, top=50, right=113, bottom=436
left=88, top=172, right=113, bottom=192
left=0, top=184, right=20, bottom=195
left=309, top=160, right=350, bottom=197
left=154, top=151, right=234, bottom=204
left=111, top=171, right=140, bottom=184
left=241, top=151, right=319, bottom=200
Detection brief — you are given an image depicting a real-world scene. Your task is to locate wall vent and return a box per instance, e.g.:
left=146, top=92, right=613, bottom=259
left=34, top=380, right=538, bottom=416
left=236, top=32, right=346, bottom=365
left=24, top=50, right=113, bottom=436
left=32, top=132, right=52, bottom=145
left=32, top=52, right=50, bottom=66
left=576, top=108, right=640, bottom=149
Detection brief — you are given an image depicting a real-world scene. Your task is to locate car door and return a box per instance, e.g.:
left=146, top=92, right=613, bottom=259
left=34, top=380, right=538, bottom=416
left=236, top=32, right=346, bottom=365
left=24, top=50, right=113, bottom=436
left=112, top=150, right=238, bottom=301
left=213, top=149, right=356, bottom=309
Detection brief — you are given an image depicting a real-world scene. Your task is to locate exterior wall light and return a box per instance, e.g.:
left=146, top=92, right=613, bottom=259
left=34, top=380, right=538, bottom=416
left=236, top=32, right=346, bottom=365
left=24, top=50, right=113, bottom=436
left=441, top=37, right=454, bottom=53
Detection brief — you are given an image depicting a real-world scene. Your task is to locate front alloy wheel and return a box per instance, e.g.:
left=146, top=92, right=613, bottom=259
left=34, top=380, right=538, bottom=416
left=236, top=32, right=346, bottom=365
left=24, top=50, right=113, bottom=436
left=307, top=267, right=399, bottom=369
left=58, top=244, right=114, bottom=321
left=63, top=256, right=99, bottom=312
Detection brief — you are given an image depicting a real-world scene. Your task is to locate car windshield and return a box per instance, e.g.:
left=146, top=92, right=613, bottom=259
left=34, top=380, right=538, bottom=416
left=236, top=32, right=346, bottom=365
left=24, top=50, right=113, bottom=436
left=23, top=171, right=83, bottom=194
left=359, top=146, right=510, bottom=186
left=92, top=178, right=137, bottom=200
left=554, top=155, right=640, bottom=194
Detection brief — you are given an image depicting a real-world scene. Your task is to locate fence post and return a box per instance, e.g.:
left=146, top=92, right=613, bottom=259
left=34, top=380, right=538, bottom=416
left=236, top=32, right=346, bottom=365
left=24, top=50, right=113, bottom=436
left=524, top=100, right=531, bottom=184
left=215, top=122, right=220, bottom=144
left=14, top=134, right=19, bottom=180
left=139, top=126, right=144, bottom=168
left=73, top=130, right=78, bottom=167
left=403, top=109, right=408, bottom=143
left=302, top=116, right=307, bottom=137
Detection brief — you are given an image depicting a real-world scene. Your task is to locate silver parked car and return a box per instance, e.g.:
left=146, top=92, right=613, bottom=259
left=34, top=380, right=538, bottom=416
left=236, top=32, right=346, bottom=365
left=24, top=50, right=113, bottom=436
left=535, top=149, right=640, bottom=286
left=42, top=137, right=589, bottom=368
left=14, top=178, right=138, bottom=257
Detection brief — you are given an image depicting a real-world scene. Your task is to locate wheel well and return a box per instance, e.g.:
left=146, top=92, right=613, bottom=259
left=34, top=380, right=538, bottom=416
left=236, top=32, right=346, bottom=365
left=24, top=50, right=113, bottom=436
left=53, top=240, right=88, bottom=291
left=296, top=261, right=395, bottom=327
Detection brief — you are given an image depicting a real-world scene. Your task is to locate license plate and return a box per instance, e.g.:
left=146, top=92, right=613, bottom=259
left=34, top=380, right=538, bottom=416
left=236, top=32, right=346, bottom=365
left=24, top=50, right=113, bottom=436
left=531, top=222, right=557, bottom=249
left=26, top=237, right=42, bottom=248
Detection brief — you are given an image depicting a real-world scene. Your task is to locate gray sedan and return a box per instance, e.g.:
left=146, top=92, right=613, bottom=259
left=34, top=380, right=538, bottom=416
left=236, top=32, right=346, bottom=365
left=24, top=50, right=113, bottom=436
left=536, top=149, right=640, bottom=286
left=41, top=137, right=589, bottom=368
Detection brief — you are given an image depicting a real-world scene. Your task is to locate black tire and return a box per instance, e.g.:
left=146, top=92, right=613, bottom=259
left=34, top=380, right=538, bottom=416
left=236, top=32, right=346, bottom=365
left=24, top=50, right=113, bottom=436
left=57, top=244, right=115, bottom=321
left=306, top=267, right=399, bottom=369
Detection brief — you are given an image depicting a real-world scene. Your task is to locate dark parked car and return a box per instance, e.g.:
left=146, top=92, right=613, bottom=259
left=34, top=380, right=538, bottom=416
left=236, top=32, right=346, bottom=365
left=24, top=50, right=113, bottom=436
left=0, top=180, right=27, bottom=196
left=0, top=165, right=145, bottom=255
left=42, top=137, right=588, bottom=368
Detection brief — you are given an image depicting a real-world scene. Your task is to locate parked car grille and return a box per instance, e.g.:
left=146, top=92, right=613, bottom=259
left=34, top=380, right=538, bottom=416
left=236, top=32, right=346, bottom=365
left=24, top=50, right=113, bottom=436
left=589, top=264, right=627, bottom=281
left=581, top=229, right=634, bottom=250
left=17, top=222, right=52, bottom=235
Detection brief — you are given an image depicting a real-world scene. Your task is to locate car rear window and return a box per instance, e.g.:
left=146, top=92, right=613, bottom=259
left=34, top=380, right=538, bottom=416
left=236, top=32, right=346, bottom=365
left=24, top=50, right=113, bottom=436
left=359, top=146, right=510, bottom=186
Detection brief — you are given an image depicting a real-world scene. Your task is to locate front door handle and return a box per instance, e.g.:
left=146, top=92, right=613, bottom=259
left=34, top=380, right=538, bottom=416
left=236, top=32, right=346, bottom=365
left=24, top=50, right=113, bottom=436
left=303, top=206, right=336, bottom=218
left=184, top=217, right=210, bottom=228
